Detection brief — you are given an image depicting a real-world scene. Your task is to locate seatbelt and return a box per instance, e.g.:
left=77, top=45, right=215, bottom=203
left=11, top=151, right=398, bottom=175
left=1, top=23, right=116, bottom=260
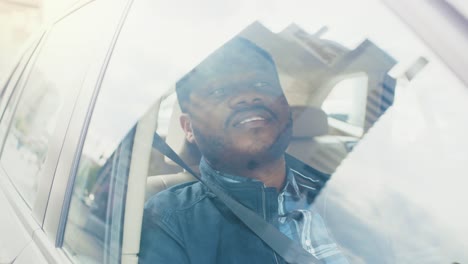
left=152, top=133, right=322, bottom=264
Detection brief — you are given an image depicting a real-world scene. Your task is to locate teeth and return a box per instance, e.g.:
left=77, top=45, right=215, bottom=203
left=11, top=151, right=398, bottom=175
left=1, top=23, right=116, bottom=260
left=239, top=116, right=265, bottom=124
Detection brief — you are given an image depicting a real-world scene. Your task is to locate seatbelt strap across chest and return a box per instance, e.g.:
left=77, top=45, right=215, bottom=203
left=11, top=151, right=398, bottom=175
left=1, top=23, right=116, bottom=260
left=152, top=133, right=322, bottom=264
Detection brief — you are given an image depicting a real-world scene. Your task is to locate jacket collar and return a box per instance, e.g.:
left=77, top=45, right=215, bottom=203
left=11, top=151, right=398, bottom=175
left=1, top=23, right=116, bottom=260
left=199, top=157, right=321, bottom=206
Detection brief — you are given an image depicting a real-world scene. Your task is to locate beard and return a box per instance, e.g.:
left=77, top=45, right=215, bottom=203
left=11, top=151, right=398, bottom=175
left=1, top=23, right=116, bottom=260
left=192, top=114, right=293, bottom=171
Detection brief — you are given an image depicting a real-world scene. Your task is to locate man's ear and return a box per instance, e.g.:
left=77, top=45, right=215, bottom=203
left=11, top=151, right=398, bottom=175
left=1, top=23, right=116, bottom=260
left=180, top=114, right=196, bottom=144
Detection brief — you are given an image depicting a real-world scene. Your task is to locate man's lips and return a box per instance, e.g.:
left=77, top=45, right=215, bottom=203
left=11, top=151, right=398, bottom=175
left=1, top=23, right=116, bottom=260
left=226, top=106, right=277, bottom=128
left=238, top=116, right=266, bottom=125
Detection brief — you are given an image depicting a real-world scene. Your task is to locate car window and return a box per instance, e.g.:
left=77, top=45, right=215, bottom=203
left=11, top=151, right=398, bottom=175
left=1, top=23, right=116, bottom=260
left=0, top=1, right=113, bottom=207
left=1, top=17, right=89, bottom=206
left=60, top=0, right=468, bottom=263
left=63, top=125, right=136, bottom=264
left=56, top=1, right=137, bottom=263
left=0, top=41, right=38, bottom=118
left=322, top=74, right=368, bottom=136
left=0, top=40, right=42, bottom=141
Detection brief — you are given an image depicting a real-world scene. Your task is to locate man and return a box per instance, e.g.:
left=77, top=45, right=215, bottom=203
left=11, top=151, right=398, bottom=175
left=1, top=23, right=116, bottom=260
left=139, top=37, right=348, bottom=264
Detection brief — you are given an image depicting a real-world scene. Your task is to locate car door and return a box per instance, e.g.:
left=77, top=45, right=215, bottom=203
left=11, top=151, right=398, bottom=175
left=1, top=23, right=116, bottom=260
left=15, top=0, right=467, bottom=264
left=0, top=32, right=44, bottom=264
left=38, top=0, right=398, bottom=263
left=0, top=0, right=130, bottom=263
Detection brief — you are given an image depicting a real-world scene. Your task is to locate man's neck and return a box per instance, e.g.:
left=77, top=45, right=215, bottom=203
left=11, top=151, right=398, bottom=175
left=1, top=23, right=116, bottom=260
left=207, top=155, right=287, bottom=191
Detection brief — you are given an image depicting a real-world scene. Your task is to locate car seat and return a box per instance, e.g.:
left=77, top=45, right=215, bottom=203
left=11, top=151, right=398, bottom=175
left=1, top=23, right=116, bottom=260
left=287, top=106, right=349, bottom=174
left=145, top=102, right=198, bottom=200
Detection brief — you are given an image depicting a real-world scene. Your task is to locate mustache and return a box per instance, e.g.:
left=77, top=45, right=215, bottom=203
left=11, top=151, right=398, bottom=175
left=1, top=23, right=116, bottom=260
left=224, top=105, right=278, bottom=129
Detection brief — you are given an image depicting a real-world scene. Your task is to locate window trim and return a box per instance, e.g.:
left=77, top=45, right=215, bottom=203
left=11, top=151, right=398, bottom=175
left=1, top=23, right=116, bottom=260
left=0, top=31, right=47, bottom=146
left=23, top=2, right=136, bottom=261
left=0, top=29, right=45, bottom=107
left=383, top=0, right=468, bottom=88
left=0, top=18, right=88, bottom=225
left=54, top=0, right=136, bottom=249
left=0, top=30, right=49, bottom=225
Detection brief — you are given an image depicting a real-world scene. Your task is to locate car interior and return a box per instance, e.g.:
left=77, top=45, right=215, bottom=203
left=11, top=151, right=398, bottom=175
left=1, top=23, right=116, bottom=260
left=121, top=88, right=384, bottom=262
left=4, top=0, right=468, bottom=262
left=87, top=27, right=397, bottom=263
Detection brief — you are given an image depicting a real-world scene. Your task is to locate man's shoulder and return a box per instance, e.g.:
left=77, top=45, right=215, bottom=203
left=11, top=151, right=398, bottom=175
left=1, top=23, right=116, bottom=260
left=144, top=181, right=210, bottom=219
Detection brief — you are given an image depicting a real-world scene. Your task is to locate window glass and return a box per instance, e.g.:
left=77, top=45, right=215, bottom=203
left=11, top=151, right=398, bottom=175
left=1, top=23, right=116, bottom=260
left=64, top=0, right=468, bottom=263
left=0, top=43, right=34, bottom=114
left=149, top=92, right=181, bottom=176
left=155, top=92, right=177, bottom=137
left=0, top=1, right=112, bottom=206
left=64, top=126, right=135, bottom=264
left=55, top=3, right=137, bottom=264
left=322, top=74, right=368, bottom=128
left=0, top=42, right=38, bottom=141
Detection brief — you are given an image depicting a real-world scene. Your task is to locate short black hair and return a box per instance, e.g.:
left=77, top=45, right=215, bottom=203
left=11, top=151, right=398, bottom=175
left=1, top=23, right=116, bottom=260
left=175, top=37, right=278, bottom=113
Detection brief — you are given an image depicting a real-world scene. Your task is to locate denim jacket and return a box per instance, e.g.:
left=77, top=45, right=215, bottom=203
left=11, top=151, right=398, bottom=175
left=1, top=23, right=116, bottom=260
left=139, top=157, right=347, bottom=264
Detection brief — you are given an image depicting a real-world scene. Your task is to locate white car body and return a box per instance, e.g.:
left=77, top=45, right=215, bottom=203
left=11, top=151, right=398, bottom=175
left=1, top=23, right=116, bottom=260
left=0, top=0, right=467, bottom=263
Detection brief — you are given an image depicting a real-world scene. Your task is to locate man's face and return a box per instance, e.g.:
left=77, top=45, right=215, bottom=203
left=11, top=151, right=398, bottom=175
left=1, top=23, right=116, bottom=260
left=181, top=65, right=292, bottom=170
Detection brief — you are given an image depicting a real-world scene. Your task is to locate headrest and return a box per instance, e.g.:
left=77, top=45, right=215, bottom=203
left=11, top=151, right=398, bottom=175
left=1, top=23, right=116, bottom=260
left=291, top=106, right=328, bottom=138
left=165, top=101, right=201, bottom=166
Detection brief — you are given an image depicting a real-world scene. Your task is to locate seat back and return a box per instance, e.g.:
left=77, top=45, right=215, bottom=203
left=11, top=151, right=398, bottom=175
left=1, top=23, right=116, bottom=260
left=287, top=106, right=348, bottom=173
left=146, top=105, right=349, bottom=201
left=146, top=171, right=197, bottom=201
left=164, top=101, right=201, bottom=166
left=146, top=98, right=200, bottom=201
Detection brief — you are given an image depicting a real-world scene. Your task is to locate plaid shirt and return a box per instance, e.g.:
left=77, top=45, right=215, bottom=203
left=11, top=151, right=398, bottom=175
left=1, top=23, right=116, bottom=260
left=278, top=169, right=349, bottom=264
left=213, top=163, right=349, bottom=264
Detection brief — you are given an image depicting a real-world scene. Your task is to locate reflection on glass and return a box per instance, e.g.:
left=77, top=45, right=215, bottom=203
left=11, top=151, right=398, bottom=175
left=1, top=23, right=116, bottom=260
left=322, top=74, right=368, bottom=128
left=138, top=20, right=396, bottom=263
left=56, top=0, right=468, bottom=262
left=63, top=127, right=134, bottom=264
left=1, top=70, right=60, bottom=203
left=0, top=0, right=120, bottom=207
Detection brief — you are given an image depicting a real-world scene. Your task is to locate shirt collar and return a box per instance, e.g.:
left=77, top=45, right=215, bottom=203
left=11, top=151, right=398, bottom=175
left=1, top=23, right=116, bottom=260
left=283, top=169, right=301, bottom=198
left=200, top=157, right=258, bottom=183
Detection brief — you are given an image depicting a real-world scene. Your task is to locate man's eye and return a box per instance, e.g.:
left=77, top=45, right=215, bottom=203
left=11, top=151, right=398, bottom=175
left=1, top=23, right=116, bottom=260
left=253, top=82, right=280, bottom=93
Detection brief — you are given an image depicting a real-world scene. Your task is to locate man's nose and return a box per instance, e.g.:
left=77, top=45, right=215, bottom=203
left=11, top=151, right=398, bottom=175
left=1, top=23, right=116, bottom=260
left=228, top=90, right=265, bottom=109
